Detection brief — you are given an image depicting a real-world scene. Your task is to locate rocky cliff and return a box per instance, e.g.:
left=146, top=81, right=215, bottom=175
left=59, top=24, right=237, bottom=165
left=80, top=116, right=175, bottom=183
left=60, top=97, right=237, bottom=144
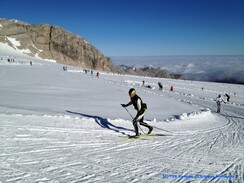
left=0, top=18, right=118, bottom=72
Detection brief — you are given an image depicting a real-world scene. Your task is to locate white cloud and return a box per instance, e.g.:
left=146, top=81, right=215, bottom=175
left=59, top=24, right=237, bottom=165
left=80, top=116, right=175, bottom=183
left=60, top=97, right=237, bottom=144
left=111, top=56, right=244, bottom=83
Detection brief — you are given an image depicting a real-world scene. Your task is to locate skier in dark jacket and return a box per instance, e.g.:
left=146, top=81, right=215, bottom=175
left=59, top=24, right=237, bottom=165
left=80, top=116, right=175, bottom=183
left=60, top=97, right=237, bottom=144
left=121, top=88, right=153, bottom=137
left=225, top=93, right=230, bottom=102
left=158, top=82, right=163, bottom=90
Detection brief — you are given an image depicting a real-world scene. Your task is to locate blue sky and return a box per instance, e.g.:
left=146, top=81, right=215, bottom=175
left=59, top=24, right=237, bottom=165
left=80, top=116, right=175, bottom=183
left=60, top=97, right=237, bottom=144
left=1, top=0, right=244, bottom=56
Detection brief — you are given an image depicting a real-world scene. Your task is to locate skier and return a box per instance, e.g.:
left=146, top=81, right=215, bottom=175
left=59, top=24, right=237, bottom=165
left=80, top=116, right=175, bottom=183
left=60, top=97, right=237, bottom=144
left=63, top=66, right=67, bottom=71
left=216, top=94, right=225, bottom=113
left=158, top=82, right=163, bottom=90
left=121, top=88, right=153, bottom=137
left=225, top=93, right=230, bottom=102
left=141, top=80, right=145, bottom=86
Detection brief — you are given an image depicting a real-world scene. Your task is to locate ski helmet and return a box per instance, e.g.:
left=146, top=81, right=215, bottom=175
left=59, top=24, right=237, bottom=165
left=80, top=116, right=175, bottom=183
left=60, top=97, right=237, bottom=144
left=128, top=88, right=136, bottom=96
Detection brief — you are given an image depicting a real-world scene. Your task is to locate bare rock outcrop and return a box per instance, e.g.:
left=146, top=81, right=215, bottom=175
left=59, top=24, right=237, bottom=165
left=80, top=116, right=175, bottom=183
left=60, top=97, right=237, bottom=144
left=0, top=18, right=118, bottom=72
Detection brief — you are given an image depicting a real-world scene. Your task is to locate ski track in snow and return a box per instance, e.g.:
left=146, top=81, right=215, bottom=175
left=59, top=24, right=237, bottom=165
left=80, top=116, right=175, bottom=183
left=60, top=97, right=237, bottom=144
left=0, top=59, right=243, bottom=182
left=0, top=113, right=243, bottom=182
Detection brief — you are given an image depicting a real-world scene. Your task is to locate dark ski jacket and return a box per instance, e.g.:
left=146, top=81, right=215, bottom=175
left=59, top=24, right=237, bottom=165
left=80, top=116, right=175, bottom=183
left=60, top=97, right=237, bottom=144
left=124, top=94, right=147, bottom=118
left=225, top=93, right=230, bottom=102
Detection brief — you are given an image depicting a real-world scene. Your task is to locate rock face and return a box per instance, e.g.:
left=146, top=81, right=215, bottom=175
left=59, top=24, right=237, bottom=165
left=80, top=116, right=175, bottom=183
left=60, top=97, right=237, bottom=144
left=0, top=18, right=118, bottom=72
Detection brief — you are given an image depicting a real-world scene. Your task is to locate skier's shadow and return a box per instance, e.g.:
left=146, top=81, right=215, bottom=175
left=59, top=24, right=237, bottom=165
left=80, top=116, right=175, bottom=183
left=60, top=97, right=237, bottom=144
left=66, top=110, right=133, bottom=134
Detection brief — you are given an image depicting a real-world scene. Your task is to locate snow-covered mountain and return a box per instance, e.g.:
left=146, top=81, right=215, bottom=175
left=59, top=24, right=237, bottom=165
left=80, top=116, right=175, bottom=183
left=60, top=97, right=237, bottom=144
left=0, top=46, right=243, bottom=182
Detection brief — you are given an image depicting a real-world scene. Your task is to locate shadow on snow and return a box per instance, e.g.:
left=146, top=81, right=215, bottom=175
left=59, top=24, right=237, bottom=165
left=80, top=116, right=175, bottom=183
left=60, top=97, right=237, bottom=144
left=66, top=110, right=134, bottom=135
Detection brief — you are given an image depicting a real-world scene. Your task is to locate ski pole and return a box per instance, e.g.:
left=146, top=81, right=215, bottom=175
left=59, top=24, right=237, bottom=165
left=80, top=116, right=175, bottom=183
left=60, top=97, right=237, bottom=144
left=151, top=125, right=173, bottom=134
left=124, top=107, right=134, bottom=119
left=122, top=105, right=145, bottom=134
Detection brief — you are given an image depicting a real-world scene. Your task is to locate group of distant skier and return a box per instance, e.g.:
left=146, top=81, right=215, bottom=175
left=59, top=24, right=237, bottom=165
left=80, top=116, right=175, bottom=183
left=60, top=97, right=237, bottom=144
left=62, top=66, right=100, bottom=77
left=141, top=80, right=174, bottom=92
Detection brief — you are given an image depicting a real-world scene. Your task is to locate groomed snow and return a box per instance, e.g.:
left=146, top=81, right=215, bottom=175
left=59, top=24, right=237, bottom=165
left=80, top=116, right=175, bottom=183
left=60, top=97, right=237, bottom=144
left=0, top=55, right=243, bottom=182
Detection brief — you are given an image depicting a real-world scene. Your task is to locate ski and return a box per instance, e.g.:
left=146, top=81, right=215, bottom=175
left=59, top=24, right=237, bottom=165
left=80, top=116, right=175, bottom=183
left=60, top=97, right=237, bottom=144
left=120, top=135, right=146, bottom=140
left=141, top=133, right=173, bottom=137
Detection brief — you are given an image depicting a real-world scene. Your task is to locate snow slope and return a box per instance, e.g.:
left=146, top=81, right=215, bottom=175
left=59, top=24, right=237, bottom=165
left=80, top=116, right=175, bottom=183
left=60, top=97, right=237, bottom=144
left=0, top=55, right=243, bottom=182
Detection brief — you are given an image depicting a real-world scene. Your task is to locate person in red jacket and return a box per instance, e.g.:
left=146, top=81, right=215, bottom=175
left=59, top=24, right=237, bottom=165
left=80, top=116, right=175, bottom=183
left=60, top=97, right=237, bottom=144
left=121, top=88, right=153, bottom=137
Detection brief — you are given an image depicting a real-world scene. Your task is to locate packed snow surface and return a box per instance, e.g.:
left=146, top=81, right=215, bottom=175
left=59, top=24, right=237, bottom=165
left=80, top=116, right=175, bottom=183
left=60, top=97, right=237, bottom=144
left=0, top=56, right=243, bottom=182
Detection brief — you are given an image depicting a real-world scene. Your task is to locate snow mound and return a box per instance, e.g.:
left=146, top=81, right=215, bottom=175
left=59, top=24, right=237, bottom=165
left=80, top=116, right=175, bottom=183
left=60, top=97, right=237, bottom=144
left=163, top=108, right=212, bottom=122
left=179, top=108, right=211, bottom=120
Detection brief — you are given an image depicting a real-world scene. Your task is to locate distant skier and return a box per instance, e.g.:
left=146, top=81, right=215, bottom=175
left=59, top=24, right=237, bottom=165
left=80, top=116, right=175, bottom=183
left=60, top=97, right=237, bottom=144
left=216, top=94, right=225, bottom=113
left=225, top=93, right=230, bottom=102
left=141, top=80, right=145, bottom=86
left=96, top=72, right=100, bottom=78
left=170, top=85, right=174, bottom=91
left=121, top=88, right=153, bottom=137
left=63, top=66, right=67, bottom=71
left=158, top=82, right=163, bottom=90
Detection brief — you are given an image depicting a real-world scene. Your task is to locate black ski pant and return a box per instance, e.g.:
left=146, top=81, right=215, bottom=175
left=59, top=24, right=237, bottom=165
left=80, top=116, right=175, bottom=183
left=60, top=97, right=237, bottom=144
left=133, top=117, right=152, bottom=136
